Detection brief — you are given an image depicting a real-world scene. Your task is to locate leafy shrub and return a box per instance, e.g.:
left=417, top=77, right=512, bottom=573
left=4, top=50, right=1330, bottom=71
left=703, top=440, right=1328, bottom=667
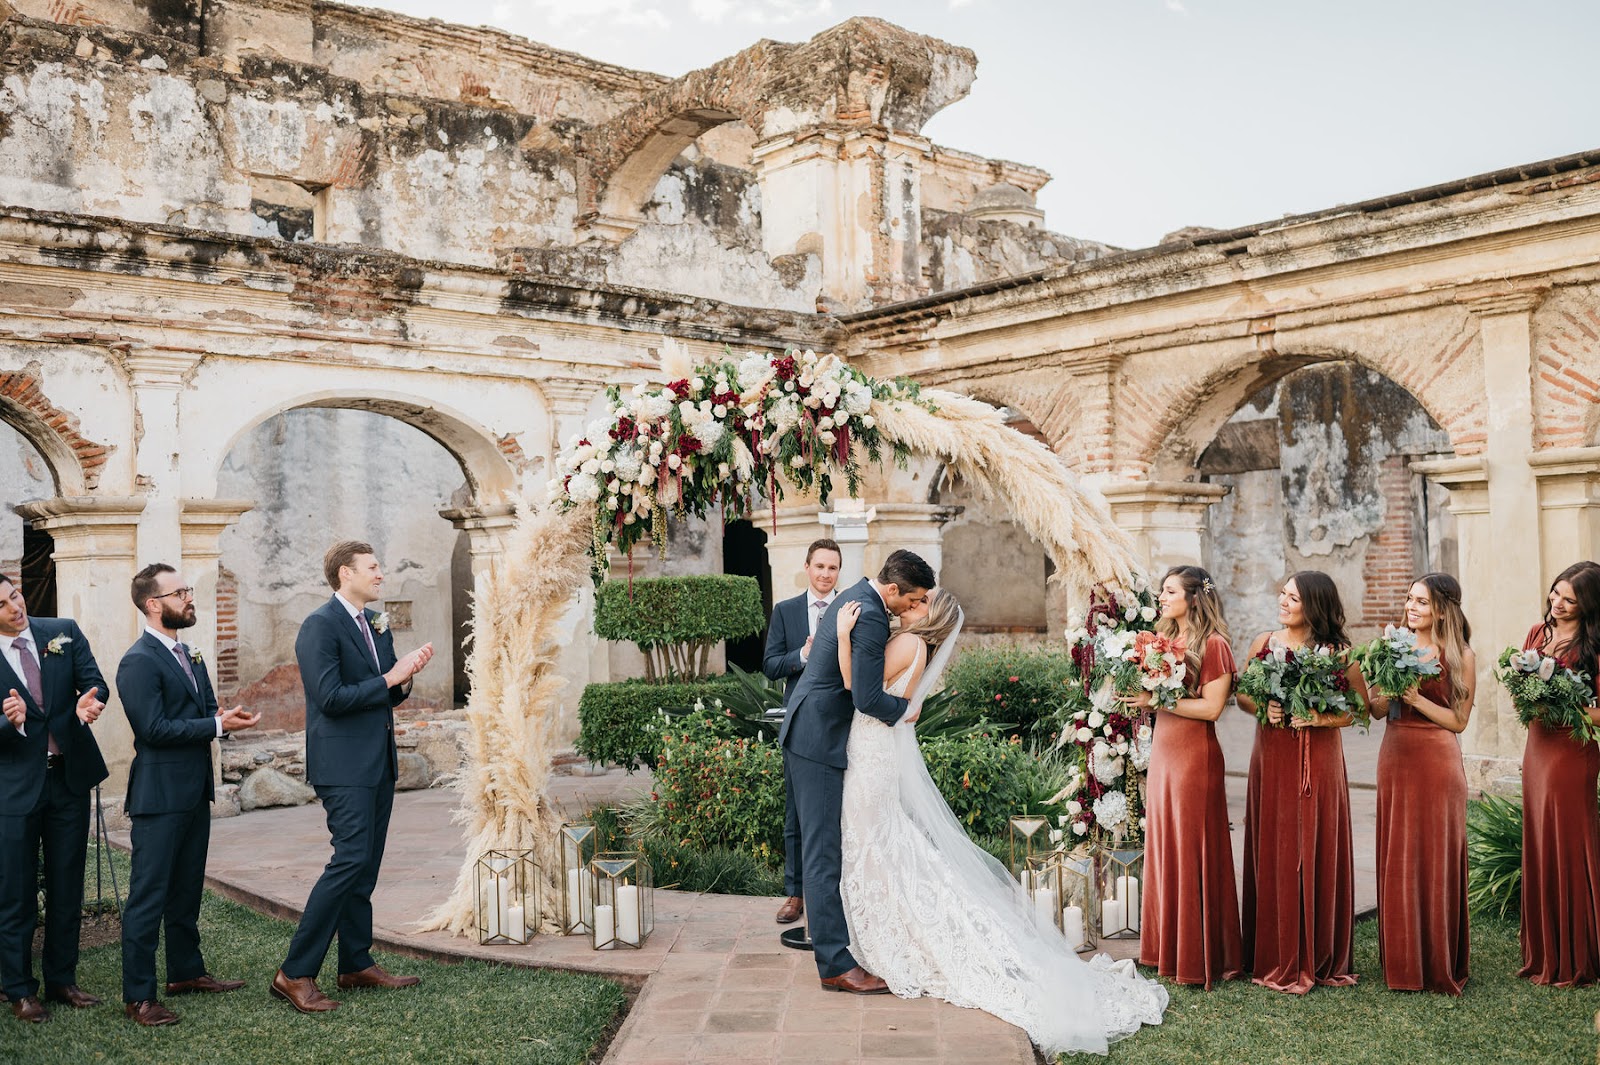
left=589, top=803, right=784, bottom=896
left=594, top=575, right=765, bottom=680
left=647, top=711, right=786, bottom=865
left=576, top=677, right=741, bottom=771
left=920, top=729, right=1043, bottom=838
left=941, top=646, right=1074, bottom=737
left=1467, top=794, right=1523, bottom=920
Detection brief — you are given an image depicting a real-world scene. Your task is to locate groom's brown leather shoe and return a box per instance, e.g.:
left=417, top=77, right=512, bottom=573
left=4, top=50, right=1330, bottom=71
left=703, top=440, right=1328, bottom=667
left=775, top=896, right=804, bottom=924
left=819, top=966, right=890, bottom=995
left=270, top=969, right=339, bottom=1013
left=44, top=984, right=100, bottom=1008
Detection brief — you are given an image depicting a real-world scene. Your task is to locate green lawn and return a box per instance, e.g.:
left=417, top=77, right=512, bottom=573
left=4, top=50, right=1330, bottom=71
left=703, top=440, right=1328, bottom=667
left=0, top=882, right=625, bottom=1065
left=1107, top=915, right=1600, bottom=1064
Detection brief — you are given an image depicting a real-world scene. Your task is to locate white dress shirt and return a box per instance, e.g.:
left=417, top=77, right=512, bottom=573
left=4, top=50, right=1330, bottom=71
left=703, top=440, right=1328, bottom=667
left=2, top=627, right=39, bottom=736
left=146, top=626, right=224, bottom=738
left=799, top=588, right=838, bottom=662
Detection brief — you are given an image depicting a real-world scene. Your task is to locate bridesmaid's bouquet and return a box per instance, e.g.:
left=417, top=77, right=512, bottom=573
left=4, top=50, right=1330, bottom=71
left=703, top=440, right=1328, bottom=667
left=1239, top=643, right=1368, bottom=729
left=1496, top=648, right=1600, bottom=743
left=1119, top=631, right=1188, bottom=711
left=1351, top=624, right=1441, bottom=698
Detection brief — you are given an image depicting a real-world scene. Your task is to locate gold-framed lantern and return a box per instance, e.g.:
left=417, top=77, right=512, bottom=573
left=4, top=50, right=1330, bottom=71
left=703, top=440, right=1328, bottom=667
left=586, top=852, right=654, bottom=950
left=559, top=822, right=598, bottom=935
left=1008, top=812, right=1050, bottom=877
left=1028, top=847, right=1096, bottom=954
left=1094, top=845, right=1144, bottom=940
left=475, top=849, right=537, bottom=945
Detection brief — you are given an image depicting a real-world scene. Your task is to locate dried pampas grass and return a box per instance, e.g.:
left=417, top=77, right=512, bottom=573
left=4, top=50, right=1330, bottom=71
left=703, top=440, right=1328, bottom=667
left=870, top=389, right=1138, bottom=604
left=418, top=499, right=596, bottom=936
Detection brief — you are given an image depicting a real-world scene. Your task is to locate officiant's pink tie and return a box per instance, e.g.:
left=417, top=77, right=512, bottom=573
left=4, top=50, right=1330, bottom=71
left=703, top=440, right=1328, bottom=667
left=14, top=636, right=58, bottom=755
left=357, top=612, right=380, bottom=669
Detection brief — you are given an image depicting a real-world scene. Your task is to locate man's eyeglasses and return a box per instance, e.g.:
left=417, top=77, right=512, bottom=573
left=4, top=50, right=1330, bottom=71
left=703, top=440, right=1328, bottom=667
left=153, top=587, right=196, bottom=601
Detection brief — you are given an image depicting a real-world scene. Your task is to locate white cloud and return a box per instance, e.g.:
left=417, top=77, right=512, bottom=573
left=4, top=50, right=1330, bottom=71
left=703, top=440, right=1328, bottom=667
left=1164, top=0, right=1189, bottom=13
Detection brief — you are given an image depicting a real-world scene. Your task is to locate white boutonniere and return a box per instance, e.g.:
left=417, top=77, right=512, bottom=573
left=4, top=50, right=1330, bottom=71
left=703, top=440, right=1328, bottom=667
left=43, top=634, right=72, bottom=657
left=188, top=645, right=204, bottom=664
left=370, top=611, right=390, bottom=635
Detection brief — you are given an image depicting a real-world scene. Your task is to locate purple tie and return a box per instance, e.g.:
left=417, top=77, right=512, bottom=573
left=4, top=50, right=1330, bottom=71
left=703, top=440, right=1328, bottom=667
left=172, top=644, right=198, bottom=690
left=815, top=600, right=827, bottom=612
left=13, top=636, right=57, bottom=755
left=356, top=612, right=380, bottom=668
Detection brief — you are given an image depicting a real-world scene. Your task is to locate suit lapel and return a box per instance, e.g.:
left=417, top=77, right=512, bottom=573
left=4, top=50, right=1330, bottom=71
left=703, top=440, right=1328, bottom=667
left=330, top=598, right=381, bottom=677
left=0, top=650, right=43, bottom=720
left=142, top=631, right=202, bottom=710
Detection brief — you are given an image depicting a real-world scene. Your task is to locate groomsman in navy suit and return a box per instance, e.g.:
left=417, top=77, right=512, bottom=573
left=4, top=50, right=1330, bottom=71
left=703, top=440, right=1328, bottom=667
left=272, top=540, right=433, bottom=1013
left=762, top=538, right=841, bottom=926
left=0, top=574, right=109, bottom=1023
left=117, top=563, right=259, bottom=1026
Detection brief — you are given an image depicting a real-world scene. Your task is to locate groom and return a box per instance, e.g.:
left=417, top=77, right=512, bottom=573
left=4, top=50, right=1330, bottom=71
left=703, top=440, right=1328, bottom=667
left=779, top=549, right=934, bottom=993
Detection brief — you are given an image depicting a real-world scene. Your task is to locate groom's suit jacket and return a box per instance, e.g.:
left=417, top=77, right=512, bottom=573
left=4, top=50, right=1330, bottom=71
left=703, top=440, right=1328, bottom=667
left=297, top=596, right=408, bottom=787
left=779, top=578, right=908, bottom=769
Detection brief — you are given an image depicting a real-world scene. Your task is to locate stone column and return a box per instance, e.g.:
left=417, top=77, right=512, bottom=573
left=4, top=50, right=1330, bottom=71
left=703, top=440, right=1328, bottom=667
left=127, top=353, right=201, bottom=564
left=752, top=503, right=827, bottom=602
left=178, top=499, right=254, bottom=673
left=440, top=502, right=518, bottom=597
left=1097, top=481, right=1230, bottom=572
left=17, top=496, right=146, bottom=793
left=1529, top=446, right=1600, bottom=584
left=818, top=500, right=876, bottom=588
left=860, top=503, right=962, bottom=583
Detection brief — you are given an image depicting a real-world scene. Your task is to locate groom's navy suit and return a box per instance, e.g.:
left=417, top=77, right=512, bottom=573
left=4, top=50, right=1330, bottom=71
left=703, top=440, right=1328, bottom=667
left=280, top=596, right=408, bottom=980
left=0, top=617, right=109, bottom=1001
left=779, top=578, right=908, bottom=978
left=117, top=631, right=222, bottom=1002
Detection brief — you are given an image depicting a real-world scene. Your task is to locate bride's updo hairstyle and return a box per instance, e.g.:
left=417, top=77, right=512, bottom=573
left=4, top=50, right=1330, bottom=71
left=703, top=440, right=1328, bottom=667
left=906, top=588, right=962, bottom=650
left=1155, top=565, right=1230, bottom=683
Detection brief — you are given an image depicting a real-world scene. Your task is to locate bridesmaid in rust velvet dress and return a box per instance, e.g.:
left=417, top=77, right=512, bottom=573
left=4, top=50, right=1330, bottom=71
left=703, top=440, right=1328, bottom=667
left=1519, top=561, right=1600, bottom=987
left=1236, top=571, right=1367, bottom=994
left=1368, top=574, right=1474, bottom=994
left=1127, top=566, right=1243, bottom=989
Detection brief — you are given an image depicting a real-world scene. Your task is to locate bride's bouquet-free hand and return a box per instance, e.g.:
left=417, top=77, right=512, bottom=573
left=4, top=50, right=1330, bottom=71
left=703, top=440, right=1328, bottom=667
left=1496, top=648, right=1600, bottom=743
left=1239, top=643, right=1368, bottom=730
left=1351, top=624, right=1441, bottom=699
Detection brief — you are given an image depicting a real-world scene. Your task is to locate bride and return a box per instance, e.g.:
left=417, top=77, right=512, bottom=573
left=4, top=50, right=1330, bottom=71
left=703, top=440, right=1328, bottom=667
left=834, top=589, right=1168, bottom=1057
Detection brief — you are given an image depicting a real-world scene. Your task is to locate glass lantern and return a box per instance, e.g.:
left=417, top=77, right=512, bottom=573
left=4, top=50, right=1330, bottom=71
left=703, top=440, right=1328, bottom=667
left=586, top=852, right=654, bottom=950
left=1094, top=844, right=1145, bottom=940
left=559, top=822, right=598, bottom=935
left=1008, top=812, right=1050, bottom=878
left=475, top=849, right=537, bottom=945
left=1028, top=847, right=1096, bottom=954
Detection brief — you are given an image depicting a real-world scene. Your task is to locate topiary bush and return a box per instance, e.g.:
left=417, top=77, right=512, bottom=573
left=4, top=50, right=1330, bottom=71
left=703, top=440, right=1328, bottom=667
left=594, top=575, right=765, bottom=681
left=940, top=646, right=1075, bottom=737
left=575, top=676, right=742, bottom=771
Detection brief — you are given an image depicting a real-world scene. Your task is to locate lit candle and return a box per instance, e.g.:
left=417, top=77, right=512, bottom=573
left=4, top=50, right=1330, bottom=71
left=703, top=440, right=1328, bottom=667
left=1063, top=905, right=1085, bottom=949
left=616, top=884, right=640, bottom=946
left=593, top=903, right=615, bottom=950
left=1101, top=898, right=1125, bottom=935
left=506, top=902, right=526, bottom=944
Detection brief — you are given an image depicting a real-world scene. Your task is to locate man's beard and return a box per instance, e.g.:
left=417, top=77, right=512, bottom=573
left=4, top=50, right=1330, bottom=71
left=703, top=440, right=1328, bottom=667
left=162, top=602, right=196, bottom=630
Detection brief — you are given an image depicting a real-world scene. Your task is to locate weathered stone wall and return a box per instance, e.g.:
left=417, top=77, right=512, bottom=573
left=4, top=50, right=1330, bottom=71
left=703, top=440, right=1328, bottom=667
left=0, top=418, right=51, bottom=576
left=922, top=209, right=1111, bottom=293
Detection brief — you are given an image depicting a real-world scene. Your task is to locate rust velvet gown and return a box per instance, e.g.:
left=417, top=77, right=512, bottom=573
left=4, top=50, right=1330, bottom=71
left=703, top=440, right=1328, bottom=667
left=1139, top=634, right=1243, bottom=988
left=1519, top=624, right=1600, bottom=987
left=1241, top=638, right=1358, bottom=994
left=1375, top=664, right=1469, bottom=993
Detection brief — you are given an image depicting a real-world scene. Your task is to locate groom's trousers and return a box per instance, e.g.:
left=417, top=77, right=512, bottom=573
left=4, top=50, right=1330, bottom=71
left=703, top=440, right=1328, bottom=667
left=786, top=750, right=857, bottom=978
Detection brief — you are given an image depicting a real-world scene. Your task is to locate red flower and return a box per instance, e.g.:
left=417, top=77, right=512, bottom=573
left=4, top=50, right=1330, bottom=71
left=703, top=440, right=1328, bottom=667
left=667, top=378, right=692, bottom=398
left=773, top=354, right=799, bottom=380
left=993, top=693, right=1004, bottom=702
left=676, top=434, right=703, bottom=455
left=1008, top=675, right=1020, bottom=683
left=650, top=791, right=659, bottom=801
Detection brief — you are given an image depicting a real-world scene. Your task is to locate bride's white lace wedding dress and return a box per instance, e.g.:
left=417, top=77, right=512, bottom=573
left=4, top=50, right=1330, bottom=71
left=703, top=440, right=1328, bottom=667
left=839, top=637, right=1168, bottom=1057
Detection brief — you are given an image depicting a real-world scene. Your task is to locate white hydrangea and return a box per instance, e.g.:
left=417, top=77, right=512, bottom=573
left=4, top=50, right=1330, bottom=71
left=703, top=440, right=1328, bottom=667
left=613, top=449, right=642, bottom=483
left=768, top=395, right=802, bottom=434
left=843, top=382, right=873, bottom=415
left=1129, top=723, right=1154, bottom=771
left=1092, top=790, right=1129, bottom=832
left=736, top=352, right=772, bottom=391
left=1090, top=743, right=1124, bottom=785
left=565, top=473, right=601, bottom=503
left=636, top=393, right=673, bottom=422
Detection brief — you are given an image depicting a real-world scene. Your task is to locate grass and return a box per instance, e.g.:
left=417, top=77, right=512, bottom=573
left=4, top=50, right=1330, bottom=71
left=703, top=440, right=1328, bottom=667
left=1, top=845, right=625, bottom=1065
left=1105, top=915, right=1599, bottom=1064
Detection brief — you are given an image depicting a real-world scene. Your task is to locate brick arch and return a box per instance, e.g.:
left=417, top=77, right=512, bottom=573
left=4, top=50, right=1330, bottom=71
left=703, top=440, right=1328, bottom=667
left=0, top=368, right=106, bottom=496
left=1137, top=342, right=1476, bottom=481
left=1530, top=289, right=1600, bottom=449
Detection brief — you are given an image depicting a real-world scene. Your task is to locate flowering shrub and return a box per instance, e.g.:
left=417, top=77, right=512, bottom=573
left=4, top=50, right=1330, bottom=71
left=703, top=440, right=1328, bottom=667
left=940, top=647, right=1075, bottom=737
left=650, top=711, right=786, bottom=865
left=920, top=730, right=1042, bottom=838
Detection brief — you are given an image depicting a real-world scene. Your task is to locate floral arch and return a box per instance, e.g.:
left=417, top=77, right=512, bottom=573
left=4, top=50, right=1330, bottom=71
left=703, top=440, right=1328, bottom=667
left=423, top=346, right=1142, bottom=935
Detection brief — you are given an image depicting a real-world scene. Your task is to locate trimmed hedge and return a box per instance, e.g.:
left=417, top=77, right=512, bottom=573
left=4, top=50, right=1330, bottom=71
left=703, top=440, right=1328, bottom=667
left=594, top=575, right=765, bottom=680
left=575, top=676, right=742, bottom=771
left=941, top=646, right=1075, bottom=737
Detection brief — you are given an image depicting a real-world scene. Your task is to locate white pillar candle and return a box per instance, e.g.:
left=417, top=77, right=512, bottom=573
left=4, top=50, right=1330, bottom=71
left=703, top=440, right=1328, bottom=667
left=506, top=903, right=526, bottom=944
left=1020, top=869, right=1032, bottom=893
left=1117, top=875, right=1142, bottom=933
left=1101, top=898, right=1125, bottom=935
left=616, top=884, right=641, bottom=945
left=593, top=903, right=615, bottom=950
left=484, top=878, right=502, bottom=940
left=1063, top=905, right=1085, bottom=949
left=1032, top=885, right=1059, bottom=928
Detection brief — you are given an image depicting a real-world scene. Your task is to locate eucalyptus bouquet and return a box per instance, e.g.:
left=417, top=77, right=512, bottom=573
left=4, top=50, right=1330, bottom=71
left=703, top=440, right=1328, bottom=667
left=1239, top=643, right=1368, bottom=729
left=1352, top=624, right=1442, bottom=698
left=1496, top=648, right=1599, bottom=743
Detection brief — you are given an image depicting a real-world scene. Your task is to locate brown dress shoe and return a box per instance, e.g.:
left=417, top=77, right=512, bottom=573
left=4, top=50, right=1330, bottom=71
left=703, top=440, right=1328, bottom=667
left=125, top=1000, right=180, bottom=1026
left=9, top=996, right=49, bottom=1023
left=337, top=964, right=421, bottom=990
left=44, top=984, right=101, bottom=1008
left=167, top=974, right=246, bottom=995
left=775, top=896, right=804, bottom=924
left=819, top=966, right=891, bottom=995
left=270, top=969, right=339, bottom=1013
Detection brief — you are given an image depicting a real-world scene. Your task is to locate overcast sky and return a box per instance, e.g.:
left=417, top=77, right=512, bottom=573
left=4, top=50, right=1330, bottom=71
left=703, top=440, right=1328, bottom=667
left=359, top=0, right=1597, bottom=249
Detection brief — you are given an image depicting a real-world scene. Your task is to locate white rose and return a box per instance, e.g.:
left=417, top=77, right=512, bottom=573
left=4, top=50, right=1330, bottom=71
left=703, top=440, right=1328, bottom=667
left=1071, top=822, right=1087, bottom=836
left=863, top=415, right=875, bottom=429
left=690, top=377, right=704, bottom=393
left=1087, top=711, right=1104, bottom=730
left=713, top=404, right=727, bottom=418
left=1140, top=605, right=1157, bottom=622
left=718, top=462, right=730, bottom=477
left=790, top=455, right=808, bottom=468
left=622, top=513, right=636, bottom=524
left=666, top=454, right=682, bottom=470
left=679, top=401, right=695, bottom=419
left=1075, top=727, right=1092, bottom=743
left=581, top=458, right=600, bottom=475
left=1065, top=800, right=1082, bottom=816
left=820, top=431, right=836, bottom=445
left=818, top=415, right=834, bottom=430
left=1124, top=606, right=1138, bottom=622
left=601, top=460, right=615, bottom=473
